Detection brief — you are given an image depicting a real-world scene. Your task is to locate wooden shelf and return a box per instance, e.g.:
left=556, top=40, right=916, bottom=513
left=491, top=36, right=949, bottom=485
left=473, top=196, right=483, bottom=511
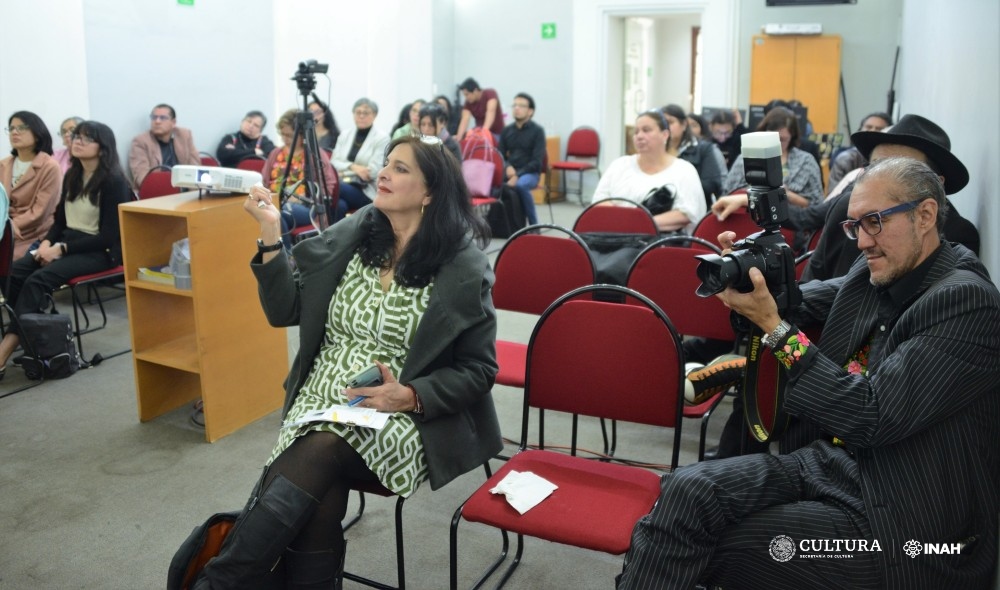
left=119, top=192, right=288, bottom=442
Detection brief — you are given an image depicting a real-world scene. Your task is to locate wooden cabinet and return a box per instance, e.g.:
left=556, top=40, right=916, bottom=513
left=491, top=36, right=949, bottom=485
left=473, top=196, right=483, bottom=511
left=750, top=34, right=841, bottom=133
left=119, top=193, right=287, bottom=442
left=533, top=135, right=562, bottom=204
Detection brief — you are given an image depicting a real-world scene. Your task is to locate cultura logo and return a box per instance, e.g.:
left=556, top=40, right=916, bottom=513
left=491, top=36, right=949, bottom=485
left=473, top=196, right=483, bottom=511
left=769, top=535, right=796, bottom=562
left=903, top=540, right=923, bottom=558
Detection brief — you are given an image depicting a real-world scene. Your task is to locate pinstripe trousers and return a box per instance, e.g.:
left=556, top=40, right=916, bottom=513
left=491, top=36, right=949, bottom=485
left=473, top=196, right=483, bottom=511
left=618, top=441, right=882, bottom=589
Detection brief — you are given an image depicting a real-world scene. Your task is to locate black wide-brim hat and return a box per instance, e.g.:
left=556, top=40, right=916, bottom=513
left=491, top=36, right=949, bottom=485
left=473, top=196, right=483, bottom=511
left=851, top=114, right=969, bottom=194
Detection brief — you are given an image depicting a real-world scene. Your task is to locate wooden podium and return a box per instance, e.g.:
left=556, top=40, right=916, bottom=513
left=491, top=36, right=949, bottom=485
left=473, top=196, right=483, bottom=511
left=119, top=193, right=287, bottom=442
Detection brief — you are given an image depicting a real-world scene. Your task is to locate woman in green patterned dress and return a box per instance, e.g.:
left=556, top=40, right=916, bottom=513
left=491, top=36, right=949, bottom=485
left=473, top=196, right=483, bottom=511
left=193, top=136, right=501, bottom=589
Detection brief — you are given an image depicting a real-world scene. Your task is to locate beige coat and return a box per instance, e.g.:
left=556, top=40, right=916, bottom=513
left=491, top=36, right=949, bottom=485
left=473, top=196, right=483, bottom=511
left=128, top=127, right=199, bottom=190
left=0, top=152, right=62, bottom=259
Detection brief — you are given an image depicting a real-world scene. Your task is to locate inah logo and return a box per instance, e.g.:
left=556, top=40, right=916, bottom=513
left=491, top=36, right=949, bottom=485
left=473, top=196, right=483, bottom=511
left=903, top=540, right=923, bottom=558
left=770, top=535, right=796, bottom=562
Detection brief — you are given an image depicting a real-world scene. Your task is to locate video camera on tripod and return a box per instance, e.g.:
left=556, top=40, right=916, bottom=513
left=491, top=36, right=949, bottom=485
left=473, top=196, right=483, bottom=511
left=277, top=59, right=334, bottom=236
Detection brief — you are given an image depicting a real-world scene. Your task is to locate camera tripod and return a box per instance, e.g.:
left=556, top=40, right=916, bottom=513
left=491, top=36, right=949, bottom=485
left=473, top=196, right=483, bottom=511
left=277, top=61, right=333, bottom=236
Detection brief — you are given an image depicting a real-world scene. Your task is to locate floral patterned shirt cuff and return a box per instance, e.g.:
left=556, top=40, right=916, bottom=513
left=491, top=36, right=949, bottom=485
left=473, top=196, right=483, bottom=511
left=772, top=328, right=811, bottom=370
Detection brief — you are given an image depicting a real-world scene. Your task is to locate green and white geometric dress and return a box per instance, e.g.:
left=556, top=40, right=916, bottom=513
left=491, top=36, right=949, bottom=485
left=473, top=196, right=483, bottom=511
left=268, top=255, right=433, bottom=497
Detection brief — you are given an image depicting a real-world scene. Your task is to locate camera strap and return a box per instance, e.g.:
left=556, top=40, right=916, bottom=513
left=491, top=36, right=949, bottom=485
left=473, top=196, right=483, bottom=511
left=741, top=328, right=790, bottom=442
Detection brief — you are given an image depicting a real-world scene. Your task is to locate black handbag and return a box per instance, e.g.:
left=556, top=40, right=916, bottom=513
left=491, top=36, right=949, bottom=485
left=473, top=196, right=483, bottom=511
left=641, top=183, right=677, bottom=215
left=167, top=511, right=285, bottom=590
left=17, top=311, right=81, bottom=380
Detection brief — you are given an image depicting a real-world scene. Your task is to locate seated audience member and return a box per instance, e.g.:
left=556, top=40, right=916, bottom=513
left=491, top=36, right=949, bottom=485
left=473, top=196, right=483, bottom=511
left=307, top=95, right=340, bottom=152
left=1, top=111, right=62, bottom=259
left=498, top=92, right=545, bottom=226
left=663, top=104, right=727, bottom=209
left=389, top=103, right=412, bottom=139
left=618, top=156, right=1000, bottom=590
left=215, top=110, right=276, bottom=168
left=434, top=94, right=460, bottom=136
left=456, top=78, right=504, bottom=141
left=0, top=121, right=131, bottom=381
left=192, top=135, right=502, bottom=588
left=827, top=112, right=892, bottom=191
left=695, top=113, right=983, bottom=460
left=709, top=109, right=749, bottom=169
left=392, top=99, right=425, bottom=140
left=592, top=110, right=705, bottom=233
left=766, top=99, right=822, bottom=167
left=686, top=112, right=710, bottom=140
left=331, top=98, right=390, bottom=218
left=52, top=116, right=84, bottom=174
left=417, top=103, right=461, bottom=162
left=128, top=103, right=199, bottom=190
left=262, top=109, right=338, bottom=249
left=724, top=107, right=823, bottom=207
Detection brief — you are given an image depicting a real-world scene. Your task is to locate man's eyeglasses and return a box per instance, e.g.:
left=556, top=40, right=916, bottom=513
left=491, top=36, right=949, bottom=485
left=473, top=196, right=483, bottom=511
left=354, top=110, right=374, bottom=117
left=4, top=125, right=31, bottom=135
left=512, top=103, right=531, bottom=109
left=841, top=199, right=924, bottom=240
left=61, top=127, right=77, bottom=136
left=71, top=133, right=96, bottom=145
left=149, top=114, right=172, bottom=122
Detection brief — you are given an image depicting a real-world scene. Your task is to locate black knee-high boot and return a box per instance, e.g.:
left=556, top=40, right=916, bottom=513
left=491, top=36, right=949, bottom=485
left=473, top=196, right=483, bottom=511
left=284, top=539, right=345, bottom=590
left=194, top=473, right=320, bottom=589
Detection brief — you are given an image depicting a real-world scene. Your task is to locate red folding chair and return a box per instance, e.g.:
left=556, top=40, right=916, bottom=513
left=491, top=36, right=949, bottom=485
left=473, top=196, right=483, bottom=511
left=492, top=225, right=595, bottom=389
left=547, top=126, right=601, bottom=205
left=692, top=207, right=795, bottom=247
left=572, top=198, right=658, bottom=235
left=625, top=235, right=730, bottom=460
left=450, top=284, right=686, bottom=589
left=55, top=265, right=129, bottom=364
left=236, top=156, right=266, bottom=174
left=199, top=152, right=221, bottom=167
left=137, top=166, right=176, bottom=199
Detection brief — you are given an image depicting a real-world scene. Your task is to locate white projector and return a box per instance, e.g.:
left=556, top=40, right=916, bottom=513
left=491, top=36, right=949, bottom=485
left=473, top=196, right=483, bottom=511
left=171, top=165, right=262, bottom=193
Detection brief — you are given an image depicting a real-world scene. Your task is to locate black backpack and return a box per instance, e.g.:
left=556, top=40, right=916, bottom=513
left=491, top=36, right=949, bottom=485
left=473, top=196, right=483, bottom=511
left=17, top=306, right=81, bottom=380
left=486, top=185, right=527, bottom=239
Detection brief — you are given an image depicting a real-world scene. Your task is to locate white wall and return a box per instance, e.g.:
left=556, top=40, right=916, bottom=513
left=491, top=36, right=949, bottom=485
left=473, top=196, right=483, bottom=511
left=899, top=0, right=999, bottom=279
left=651, top=14, right=702, bottom=113
left=452, top=0, right=575, bottom=142
left=0, top=0, right=90, bottom=156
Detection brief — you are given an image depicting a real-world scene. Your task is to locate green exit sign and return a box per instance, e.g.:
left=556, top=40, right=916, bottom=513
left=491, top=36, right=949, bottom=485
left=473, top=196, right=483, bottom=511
left=541, top=23, right=556, bottom=40
left=178, top=0, right=194, bottom=5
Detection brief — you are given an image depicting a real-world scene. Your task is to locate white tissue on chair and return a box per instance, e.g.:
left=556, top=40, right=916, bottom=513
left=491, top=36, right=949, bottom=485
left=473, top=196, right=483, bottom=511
left=489, top=470, right=558, bottom=514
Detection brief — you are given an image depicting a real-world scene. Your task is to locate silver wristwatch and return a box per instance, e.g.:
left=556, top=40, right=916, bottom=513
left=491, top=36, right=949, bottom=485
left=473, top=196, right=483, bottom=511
left=761, top=320, right=792, bottom=349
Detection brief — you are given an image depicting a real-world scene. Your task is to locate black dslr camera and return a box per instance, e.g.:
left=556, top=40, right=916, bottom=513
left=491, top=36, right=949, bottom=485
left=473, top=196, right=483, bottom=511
left=695, top=132, right=801, bottom=315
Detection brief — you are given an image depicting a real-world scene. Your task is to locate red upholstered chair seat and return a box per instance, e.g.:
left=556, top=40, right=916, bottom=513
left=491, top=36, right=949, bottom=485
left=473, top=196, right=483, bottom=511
left=495, top=340, right=527, bottom=389
left=460, top=450, right=660, bottom=555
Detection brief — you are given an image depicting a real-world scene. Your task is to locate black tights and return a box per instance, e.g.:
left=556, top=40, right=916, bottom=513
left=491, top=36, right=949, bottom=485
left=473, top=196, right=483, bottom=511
left=264, top=431, right=378, bottom=553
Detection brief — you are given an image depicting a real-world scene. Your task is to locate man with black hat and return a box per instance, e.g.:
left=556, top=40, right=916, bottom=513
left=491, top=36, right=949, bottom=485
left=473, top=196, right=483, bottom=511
left=693, top=114, right=983, bottom=458
left=618, top=156, right=1000, bottom=589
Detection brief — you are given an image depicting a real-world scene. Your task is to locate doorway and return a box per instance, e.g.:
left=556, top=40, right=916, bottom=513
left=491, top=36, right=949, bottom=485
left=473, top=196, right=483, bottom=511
left=620, top=13, right=702, bottom=154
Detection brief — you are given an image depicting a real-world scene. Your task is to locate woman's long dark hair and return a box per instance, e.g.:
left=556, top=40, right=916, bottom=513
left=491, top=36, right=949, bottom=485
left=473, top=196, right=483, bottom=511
left=662, top=104, right=694, bottom=147
left=309, top=94, right=340, bottom=140
left=357, top=136, right=489, bottom=288
left=63, top=121, right=124, bottom=206
left=8, top=111, right=54, bottom=156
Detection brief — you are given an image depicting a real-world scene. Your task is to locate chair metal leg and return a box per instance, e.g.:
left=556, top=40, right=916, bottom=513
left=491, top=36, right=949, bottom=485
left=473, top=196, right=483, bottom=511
left=343, top=493, right=406, bottom=590
left=342, top=490, right=366, bottom=532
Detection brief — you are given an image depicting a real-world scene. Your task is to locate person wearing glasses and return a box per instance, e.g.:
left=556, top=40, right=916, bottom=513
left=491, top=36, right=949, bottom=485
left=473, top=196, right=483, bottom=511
left=188, top=135, right=501, bottom=587
left=620, top=156, right=1000, bottom=590
left=1, top=111, right=62, bottom=260
left=215, top=110, right=276, bottom=168
left=331, top=98, right=390, bottom=219
left=127, top=103, right=199, bottom=191
left=52, top=116, right=85, bottom=174
left=0, top=121, right=131, bottom=381
left=417, top=103, right=461, bottom=162
left=497, top=92, right=545, bottom=226
left=691, top=114, right=983, bottom=461
left=391, top=99, right=426, bottom=140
